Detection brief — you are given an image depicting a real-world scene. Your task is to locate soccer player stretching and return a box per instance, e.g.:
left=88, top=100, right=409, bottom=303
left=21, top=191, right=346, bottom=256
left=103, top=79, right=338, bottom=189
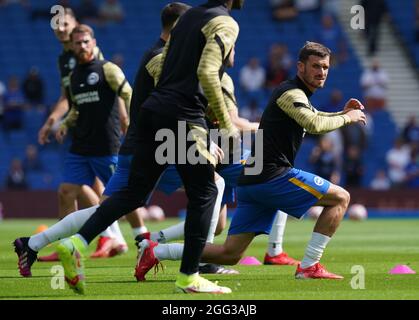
left=137, top=41, right=367, bottom=281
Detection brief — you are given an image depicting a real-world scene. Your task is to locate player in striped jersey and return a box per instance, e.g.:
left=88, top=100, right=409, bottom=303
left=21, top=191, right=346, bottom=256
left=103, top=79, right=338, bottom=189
left=136, top=41, right=367, bottom=283
left=144, top=46, right=299, bottom=273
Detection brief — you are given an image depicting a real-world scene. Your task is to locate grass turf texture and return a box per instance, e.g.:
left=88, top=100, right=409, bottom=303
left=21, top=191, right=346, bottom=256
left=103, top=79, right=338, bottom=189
left=1, top=218, right=419, bottom=300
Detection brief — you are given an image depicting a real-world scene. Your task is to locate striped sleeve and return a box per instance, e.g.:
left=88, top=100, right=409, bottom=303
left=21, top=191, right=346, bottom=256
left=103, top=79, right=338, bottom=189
left=206, top=72, right=237, bottom=123
left=198, top=16, right=239, bottom=135
left=221, top=73, right=237, bottom=112
left=316, top=110, right=346, bottom=117
left=146, top=53, right=162, bottom=85
left=277, top=89, right=351, bottom=134
left=156, top=39, right=170, bottom=87
left=60, top=106, right=79, bottom=129
left=103, top=62, right=132, bottom=114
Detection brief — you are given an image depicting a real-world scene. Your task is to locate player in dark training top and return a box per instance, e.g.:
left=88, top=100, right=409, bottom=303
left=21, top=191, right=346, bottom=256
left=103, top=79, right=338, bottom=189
left=54, top=0, right=244, bottom=295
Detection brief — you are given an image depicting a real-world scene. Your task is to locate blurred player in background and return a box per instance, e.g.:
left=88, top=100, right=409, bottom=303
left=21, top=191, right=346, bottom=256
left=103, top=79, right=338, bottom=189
left=36, top=9, right=144, bottom=261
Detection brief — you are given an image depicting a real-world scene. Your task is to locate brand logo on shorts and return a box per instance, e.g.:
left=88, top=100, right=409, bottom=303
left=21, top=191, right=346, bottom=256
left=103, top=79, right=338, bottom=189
left=87, top=72, right=100, bottom=85
left=68, top=57, right=76, bottom=70
left=314, top=176, right=324, bottom=186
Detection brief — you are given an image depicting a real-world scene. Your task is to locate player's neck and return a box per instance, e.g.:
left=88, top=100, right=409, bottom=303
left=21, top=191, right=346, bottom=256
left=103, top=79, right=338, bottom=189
left=297, top=74, right=316, bottom=94
left=62, top=41, right=72, bottom=51
left=160, top=31, right=170, bottom=42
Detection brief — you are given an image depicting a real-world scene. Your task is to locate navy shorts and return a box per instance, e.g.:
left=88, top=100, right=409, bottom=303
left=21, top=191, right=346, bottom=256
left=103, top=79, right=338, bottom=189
left=228, top=168, right=330, bottom=236
left=63, top=152, right=117, bottom=186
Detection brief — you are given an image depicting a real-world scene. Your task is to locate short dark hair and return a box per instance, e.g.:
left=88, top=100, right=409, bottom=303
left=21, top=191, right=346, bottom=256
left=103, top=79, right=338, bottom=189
left=161, top=2, right=191, bottom=31
left=298, top=41, right=331, bottom=63
left=70, top=24, right=95, bottom=41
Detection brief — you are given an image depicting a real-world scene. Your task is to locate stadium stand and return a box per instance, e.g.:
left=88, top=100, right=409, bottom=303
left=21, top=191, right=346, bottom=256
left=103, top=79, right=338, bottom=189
left=0, top=0, right=406, bottom=190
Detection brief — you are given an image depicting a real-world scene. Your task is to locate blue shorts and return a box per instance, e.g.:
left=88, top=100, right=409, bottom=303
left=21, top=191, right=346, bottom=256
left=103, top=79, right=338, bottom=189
left=228, top=168, right=330, bottom=236
left=156, top=165, right=183, bottom=195
left=218, top=163, right=244, bottom=205
left=103, top=154, right=132, bottom=196
left=63, top=152, right=118, bottom=186
left=218, top=149, right=251, bottom=205
left=104, top=155, right=182, bottom=197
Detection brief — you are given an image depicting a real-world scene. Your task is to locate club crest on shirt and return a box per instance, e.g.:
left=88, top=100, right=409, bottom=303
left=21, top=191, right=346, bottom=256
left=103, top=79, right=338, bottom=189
left=314, top=176, right=324, bottom=186
left=87, top=72, right=100, bottom=85
left=68, top=57, right=76, bottom=70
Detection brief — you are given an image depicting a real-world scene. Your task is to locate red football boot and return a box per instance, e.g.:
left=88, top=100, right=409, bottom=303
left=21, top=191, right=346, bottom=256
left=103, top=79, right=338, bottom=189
left=90, top=236, right=115, bottom=258
left=264, top=252, right=300, bottom=266
left=134, top=239, right=161, bottom=282
left=295, top=263, right=344, bottom=279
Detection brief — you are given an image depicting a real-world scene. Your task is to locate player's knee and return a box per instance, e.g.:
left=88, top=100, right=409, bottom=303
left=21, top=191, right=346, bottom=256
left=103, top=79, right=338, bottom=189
left=222, top=247, right=243, bottom=265
left=338, top=188, right=350, bottom=209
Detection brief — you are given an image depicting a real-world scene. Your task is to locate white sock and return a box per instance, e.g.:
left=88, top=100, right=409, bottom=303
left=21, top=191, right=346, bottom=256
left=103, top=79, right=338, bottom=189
left=109, top=221, right=126, bottom=245
left=267, top=210, right=287, bottom=257
left=152, top=177, right=225, bottom=244
left=28, top=205, right=99, bottom=252
left=300, top=232, right=331, bottom=269
left=154, top=243, right=184, bottom=261
left=206, top=177, right=225, bottom=244
left=153, top=222, right=184, bottom=243
left=132, top=226, right=148, bottom=238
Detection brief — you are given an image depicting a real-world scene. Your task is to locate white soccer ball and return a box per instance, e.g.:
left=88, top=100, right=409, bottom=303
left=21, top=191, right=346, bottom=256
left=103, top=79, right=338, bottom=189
left=347, top=203, right=368, bottom=221
left=147, top=205, right=166, bottom=221
left=137, top=207, right=149, bottom=220
left=307, top=206, right=323, bottom=220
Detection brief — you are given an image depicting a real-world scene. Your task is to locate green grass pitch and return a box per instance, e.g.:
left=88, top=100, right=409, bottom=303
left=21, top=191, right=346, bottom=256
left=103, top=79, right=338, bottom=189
left=1, top=218, right=419, bottom=300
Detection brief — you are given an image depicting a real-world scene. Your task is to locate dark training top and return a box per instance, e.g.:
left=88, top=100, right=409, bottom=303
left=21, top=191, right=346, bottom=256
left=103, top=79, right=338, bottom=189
left=62, top=58, right=132, bottom=156
left=142, top=0, right=238, bottom=133
left=239, top=76, right=351, bottom=185
left=119, top=38, right=166, bottom=155
left=58, top=46, right=104, bottom=104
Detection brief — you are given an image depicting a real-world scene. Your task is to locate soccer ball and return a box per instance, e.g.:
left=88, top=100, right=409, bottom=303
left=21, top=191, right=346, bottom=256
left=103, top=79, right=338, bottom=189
left=137, top=207, right=149, bottom=220
left=147, top=205, right=166, bottom=221
left=347, top=203, right=368, bottom=221
left=307, top=206, right=323, bottom=220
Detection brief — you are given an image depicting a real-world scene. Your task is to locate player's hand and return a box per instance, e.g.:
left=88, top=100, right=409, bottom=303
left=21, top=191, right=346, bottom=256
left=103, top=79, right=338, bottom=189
left=210, top=141, right=224, bottom=163
left=38, top=120, right=54, bottom=145
left=346, top=109, right=367, bottom=125
left=344, top=98, right=364, bottom=113
left=55, top=126, right=68, bottom=144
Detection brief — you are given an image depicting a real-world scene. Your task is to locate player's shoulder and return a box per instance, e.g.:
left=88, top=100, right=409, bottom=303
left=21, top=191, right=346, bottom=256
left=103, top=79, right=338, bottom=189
left=94, top=46, right=105, bottom=60
left=102, top=61, right=123, bottom=75
left=276, top=80, right=309, bottom=104
left=204, top=14, right=239, bottom=34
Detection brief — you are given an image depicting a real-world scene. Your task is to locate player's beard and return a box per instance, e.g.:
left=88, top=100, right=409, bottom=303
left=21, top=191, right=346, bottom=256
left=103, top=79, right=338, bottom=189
left=77, top=50, right=94, bottom=64
left=303, top=71, right=326, bottom=90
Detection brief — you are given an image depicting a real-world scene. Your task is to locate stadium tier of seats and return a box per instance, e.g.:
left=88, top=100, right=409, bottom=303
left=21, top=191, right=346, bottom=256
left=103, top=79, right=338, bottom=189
left=0, top=0, right=399, bottom=189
